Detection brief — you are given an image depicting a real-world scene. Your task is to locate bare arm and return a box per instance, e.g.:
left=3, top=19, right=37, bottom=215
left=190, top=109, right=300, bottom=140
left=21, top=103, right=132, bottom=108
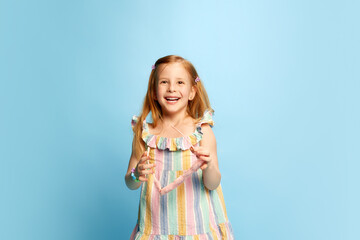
left=194, top=124, right=221, bottom=190
left=124, top=138, right=155, bottom=190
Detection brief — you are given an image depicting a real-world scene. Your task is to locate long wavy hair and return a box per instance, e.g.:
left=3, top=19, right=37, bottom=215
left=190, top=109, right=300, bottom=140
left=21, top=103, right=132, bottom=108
left=132, top=55, right=213, bottom=159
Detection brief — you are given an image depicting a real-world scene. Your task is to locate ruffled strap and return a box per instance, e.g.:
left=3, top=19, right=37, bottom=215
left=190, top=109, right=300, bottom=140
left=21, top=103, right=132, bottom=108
left=131, top=115, right=139, bottom=130
left=195, top=109, right=215, bottom=134
left=131, top=109, right=214, bottom=151
left=131, top=115, right=154, bottom=147
left=131, top=115, right=150, bottom=132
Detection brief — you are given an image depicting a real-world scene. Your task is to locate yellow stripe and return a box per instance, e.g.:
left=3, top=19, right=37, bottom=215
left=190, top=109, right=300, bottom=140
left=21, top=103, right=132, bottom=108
left=209, top=225, right=219, bottom=240
left=139, top=234, right=148, bottom=240
left=217, top=186, right=228, bottom=219
left=193, top=235, right=200, bottom=240
left=190, top=135, right=197, bottom=146
left=168, top=235, right=174, bottom=240
left=183, top=149, right=191, bottom=170
left=144, top=149, right=154, bottom=235
left=176, top=171, right=186, bottom=235
left=218, top=222, right=228, bottom=239
left=156, top=136, right=160, bottom=146
left=205, top=188, right=211, bottom=202
left=171, top=138, right=176, bottom=151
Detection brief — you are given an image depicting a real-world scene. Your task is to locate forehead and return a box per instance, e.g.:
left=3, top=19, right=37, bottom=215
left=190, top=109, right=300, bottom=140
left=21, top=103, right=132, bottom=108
left=157, top=62, right=191, bottom=79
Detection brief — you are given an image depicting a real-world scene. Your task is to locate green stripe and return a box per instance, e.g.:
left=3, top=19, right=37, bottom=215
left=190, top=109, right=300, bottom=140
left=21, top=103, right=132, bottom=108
left=198, top=170, right=210, bottom=233
left=174, top=151, right=182, bottom=170
left=211, top=188, right=227, bottom=223
left=138, top=182, right=147, bottom=232
left=167, top=170, right=178, bottom=234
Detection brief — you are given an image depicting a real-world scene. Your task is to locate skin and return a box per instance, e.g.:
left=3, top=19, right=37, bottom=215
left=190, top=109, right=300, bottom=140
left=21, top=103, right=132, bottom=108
left=125, top=62, right=221, bottom=191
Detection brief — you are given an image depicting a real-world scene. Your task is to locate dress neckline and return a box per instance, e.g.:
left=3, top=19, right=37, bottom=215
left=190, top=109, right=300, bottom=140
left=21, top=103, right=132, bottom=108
left=144, top=121, right=198, bottom=141
left=131, top=109, right=214, bottom=151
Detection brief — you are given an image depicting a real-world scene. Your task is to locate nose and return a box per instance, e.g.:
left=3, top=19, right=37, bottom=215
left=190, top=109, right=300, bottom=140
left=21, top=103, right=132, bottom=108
left=167, top=82, right=176, bottom=92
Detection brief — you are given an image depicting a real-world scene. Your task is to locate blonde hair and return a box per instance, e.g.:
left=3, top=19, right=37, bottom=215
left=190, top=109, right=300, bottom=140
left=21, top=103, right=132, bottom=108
left=132, top=55, right=213, bottom=158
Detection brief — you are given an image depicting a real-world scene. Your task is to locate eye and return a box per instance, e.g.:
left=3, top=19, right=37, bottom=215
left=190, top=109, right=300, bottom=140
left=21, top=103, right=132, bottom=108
left=160, top=80, right=168, bottom=84
left=178, top=81, right=185, bottom=84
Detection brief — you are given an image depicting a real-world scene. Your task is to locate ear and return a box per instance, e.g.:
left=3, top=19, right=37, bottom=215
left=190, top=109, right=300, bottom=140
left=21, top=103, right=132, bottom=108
left=189, top=85, right=197, bottom=101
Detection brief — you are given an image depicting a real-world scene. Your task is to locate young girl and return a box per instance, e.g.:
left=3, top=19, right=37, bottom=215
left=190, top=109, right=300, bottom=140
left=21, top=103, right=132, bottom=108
left=125, top=55, right=234, bottom=239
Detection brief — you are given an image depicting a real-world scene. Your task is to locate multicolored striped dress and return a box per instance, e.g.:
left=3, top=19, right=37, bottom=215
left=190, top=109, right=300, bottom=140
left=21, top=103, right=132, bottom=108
left=130, top=110, right=234, bottom=239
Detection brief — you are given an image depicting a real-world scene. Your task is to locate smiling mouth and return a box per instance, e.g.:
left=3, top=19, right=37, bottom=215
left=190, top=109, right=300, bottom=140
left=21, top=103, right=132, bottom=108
left=165, top=97, right=180, bottom=103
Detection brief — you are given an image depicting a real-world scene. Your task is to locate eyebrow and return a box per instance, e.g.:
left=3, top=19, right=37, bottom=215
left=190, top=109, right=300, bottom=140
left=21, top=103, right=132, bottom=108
left=159, top=77, right=185, bottom=80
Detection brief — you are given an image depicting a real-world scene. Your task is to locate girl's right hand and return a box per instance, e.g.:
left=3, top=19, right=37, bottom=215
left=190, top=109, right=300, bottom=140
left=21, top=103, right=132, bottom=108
left=135, top=151, right=156, bottom=182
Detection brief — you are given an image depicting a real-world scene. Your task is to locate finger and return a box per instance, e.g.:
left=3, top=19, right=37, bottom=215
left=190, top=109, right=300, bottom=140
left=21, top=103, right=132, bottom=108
left=139, top=163, right=149, bottom=171
left=140, top=169, right=155, bottom=175
left=200, top=163, right=208, bottom=170
left=194, top=151, right=210, bottom=158
left=198, top=156, right=211, bottom=162
left=191, top=146, right=201, bottom=152
left=138, top=163, right=154, bottom=172
left=141, top=154, right=150, bottom=160
left=142, top=163, right=156, bottom=169
left=139, top=155, right=150, bottom=163
left=138, top=176, right=148, bottom=182
left=191, top=147, right=209, bottom=155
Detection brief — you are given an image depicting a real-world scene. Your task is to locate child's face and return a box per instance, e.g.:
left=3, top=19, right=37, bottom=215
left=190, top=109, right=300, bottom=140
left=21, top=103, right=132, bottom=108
left=155, top=62, right=196, bottom=116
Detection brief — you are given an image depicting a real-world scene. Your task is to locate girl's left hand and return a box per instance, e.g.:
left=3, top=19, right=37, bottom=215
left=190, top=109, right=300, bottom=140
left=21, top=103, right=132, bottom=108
left=190, top=146, right=211, bottom=170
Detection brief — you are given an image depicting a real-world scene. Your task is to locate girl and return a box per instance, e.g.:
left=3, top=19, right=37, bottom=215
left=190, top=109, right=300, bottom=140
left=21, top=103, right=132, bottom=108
left=125, top=55, right=234, bottom=239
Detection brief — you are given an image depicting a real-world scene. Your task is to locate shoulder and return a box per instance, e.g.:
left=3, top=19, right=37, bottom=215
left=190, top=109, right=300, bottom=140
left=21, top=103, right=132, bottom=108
left=201, top=124, right=215, bottom=138
left=200, top=124, right=216, bottom=146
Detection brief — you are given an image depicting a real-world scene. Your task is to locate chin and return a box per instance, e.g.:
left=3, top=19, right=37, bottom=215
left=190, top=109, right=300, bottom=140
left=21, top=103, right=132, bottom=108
left=161, top=106, right=188, bottom=115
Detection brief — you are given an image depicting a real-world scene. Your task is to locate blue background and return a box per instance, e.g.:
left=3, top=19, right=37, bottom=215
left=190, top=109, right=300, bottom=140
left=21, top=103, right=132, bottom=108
left=1, top=0, right=359, bottom=239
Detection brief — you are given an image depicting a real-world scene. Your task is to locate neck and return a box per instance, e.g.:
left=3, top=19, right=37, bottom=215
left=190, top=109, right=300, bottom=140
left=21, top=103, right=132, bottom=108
left=161, top=109, right=189, bottom=127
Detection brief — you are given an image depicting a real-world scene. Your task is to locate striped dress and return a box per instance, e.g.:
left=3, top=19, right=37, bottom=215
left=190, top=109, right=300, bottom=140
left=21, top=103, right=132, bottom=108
left=130, top=110, right=234, bottom=239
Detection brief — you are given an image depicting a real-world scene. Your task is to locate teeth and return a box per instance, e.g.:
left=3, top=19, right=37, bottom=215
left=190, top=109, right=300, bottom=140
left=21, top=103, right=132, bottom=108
left=166, top=98, right=179, bottom=101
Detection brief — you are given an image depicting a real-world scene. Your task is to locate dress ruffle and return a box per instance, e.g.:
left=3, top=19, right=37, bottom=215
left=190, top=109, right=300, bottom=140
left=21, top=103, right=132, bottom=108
left=131, top=109, right=214, bottom=151
left=130, top=221, right=234, bottom=240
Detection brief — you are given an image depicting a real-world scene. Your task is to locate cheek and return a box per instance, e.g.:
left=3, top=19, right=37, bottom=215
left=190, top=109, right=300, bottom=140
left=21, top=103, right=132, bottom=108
left=155, top=86, right=164, bottom=99
left=185, top=86, right=194, bottom=96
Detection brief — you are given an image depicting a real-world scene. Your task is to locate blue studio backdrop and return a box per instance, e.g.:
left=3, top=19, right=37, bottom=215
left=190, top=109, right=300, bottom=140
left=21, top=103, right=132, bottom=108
left=1, top=0, right=359, bottom=240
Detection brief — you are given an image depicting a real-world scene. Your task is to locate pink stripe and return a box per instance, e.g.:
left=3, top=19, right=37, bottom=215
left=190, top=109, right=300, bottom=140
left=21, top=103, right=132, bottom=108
left=150, top=148, right=163, bottom=234
left=199, top=234, right=207, bottom=240
left=184, top=167, right=196, bottom=235
left=184, top=150, right=196, bottom=235
left=148, top=135, right=156, bottom=147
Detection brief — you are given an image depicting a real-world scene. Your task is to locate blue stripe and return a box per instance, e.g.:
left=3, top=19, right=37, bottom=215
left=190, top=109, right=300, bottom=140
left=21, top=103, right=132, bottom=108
left=160, top=175, right=168, bottom=234
left=206, top=232, right=214, bottom=239
left=192, top=170, right=204, bottom=234
left=168, top=150, right=173, bottom=170
left=209, top=190, right=219, bottom=223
